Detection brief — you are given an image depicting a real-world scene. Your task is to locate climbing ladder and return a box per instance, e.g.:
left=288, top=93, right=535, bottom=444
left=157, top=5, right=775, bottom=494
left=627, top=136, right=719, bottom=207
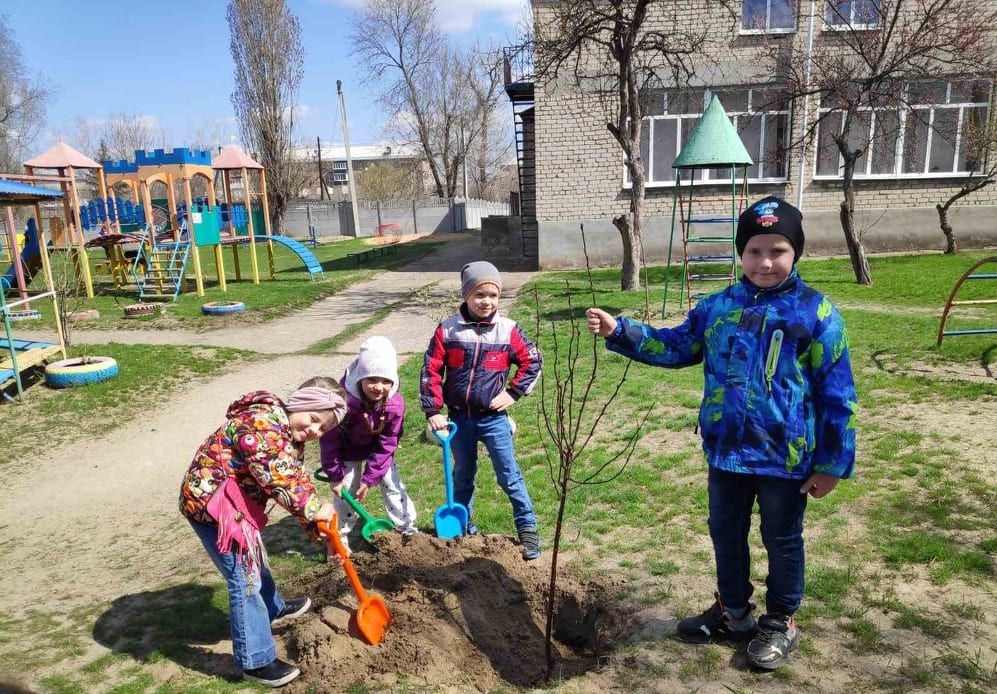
left=662, top=96, right=754, bottom=316
left=936, top=256, right=997, bottom=345
left=131, top=222, right=192, bottom=301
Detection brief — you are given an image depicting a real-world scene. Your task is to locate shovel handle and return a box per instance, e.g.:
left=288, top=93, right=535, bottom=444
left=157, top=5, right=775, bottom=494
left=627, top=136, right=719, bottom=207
left=316, top=516, right=369, bottom=602
left=341, top=488, right=377, bottom=525
left=434, top=421, right=458, bottom=508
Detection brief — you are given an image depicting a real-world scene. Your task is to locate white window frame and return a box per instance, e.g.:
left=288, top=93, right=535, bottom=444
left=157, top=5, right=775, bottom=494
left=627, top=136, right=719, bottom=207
left=812, top=80, right=991, bottom=180
left=332, top=161, right=348, bottom=170
left=625, top=86, right=792, bottom=189
left=740, top=0, right=797, bottom=35
left=824, top=0, right=882, bottom=30
left=331, top=172, right=348, bottom=182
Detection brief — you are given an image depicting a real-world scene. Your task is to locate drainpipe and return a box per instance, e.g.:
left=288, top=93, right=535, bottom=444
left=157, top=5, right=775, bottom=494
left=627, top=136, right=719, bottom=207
left=797, top=0, right=817, bottom=211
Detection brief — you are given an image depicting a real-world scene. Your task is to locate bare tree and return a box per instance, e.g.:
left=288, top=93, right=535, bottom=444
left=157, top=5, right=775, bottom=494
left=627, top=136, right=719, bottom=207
left=533, top=226, right=652, bottom=679
left=356, top=160, right=420, bottom=200
left=534, top=1, right=711, bottom=291
left=467, top=44, right=514, bottom=200
left=350, top=0, right=501, bottom=199
left=935, top=96, right=997, bottom=253
left=0, top=15, right=51, bottom=172
left=228, top=0, right=304, bottom=231
left=73, top=113, right=166, bottom=161
left=765, top=0, right=997, bottom=284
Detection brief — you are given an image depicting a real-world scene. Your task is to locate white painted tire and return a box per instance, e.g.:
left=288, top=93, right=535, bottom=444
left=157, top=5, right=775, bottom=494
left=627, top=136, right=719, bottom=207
left=7, top=309, right=42, bottom=321
left=202, top=301, right=246, bottom=315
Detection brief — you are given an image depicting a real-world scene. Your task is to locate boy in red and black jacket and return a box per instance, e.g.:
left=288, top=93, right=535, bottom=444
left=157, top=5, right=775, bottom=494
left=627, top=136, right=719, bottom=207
left=420, top=261, right=543, bottom=559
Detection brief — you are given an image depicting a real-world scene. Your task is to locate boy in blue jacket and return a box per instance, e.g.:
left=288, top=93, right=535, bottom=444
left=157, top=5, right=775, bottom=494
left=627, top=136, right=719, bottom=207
left=421, top=261, right=544, bottom=560
left=587, top=196, right=856, bottom=670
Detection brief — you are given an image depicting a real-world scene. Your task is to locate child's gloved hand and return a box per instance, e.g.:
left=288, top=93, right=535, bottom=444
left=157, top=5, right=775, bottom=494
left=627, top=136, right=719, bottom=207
left=489, top=390, right=515, bottom=412
left=586, top=308, right=618, bottom=337
left=428, top=414, right=450, bottom=431
left=799, top=472, right=839, bottom=498
left=355, top=483, right=370, bottom=502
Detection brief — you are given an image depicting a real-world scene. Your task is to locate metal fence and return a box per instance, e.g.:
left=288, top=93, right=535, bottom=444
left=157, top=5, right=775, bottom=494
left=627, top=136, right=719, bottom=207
left=284, top=197, right=511, bottom=238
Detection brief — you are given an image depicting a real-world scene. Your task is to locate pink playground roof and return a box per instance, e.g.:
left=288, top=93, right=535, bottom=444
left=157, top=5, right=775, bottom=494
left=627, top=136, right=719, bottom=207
left=23, top=142, right=102, bottom=170
left=212, top=146, right=263, bottom=170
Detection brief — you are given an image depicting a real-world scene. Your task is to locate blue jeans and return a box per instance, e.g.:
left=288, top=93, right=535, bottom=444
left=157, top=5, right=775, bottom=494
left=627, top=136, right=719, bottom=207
left=450, top=411, right=537, bottom=531
left=188, top=519, right=285, bottom=670
left=707, top=467, right=808, bottom=615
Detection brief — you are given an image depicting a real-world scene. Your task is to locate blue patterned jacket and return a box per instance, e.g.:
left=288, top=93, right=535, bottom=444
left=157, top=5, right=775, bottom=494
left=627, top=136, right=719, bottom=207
left=606, top=271, right=856, bottom=480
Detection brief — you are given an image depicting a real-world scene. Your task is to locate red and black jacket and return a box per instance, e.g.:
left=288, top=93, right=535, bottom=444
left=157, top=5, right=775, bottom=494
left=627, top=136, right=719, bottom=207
left=420, top=304, right=542, bottom=417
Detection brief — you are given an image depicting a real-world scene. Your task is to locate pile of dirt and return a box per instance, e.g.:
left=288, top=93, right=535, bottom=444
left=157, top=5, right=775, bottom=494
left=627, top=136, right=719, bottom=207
left=280, top=532, right=632, bottom=692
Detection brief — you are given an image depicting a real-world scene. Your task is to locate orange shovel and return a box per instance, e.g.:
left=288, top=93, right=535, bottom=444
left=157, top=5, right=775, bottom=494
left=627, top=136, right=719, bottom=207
left=316, top=516, right=391, bottom=645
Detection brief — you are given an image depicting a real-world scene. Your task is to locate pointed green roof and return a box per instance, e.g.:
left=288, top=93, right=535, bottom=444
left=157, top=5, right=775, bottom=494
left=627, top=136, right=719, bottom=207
left=673, top=96, right=753, bottom=169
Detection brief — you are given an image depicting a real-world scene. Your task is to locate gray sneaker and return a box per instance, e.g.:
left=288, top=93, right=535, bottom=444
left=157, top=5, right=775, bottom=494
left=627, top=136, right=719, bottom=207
left=677, top=593, right=758, bottom=644
left=518, top=527, right=541, bottom=560
left=746, top=613, right=800, bottom=670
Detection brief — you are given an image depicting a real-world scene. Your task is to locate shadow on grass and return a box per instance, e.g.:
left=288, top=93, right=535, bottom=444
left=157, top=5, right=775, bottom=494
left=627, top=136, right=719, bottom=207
left=92, top=583, right=237, bottom=681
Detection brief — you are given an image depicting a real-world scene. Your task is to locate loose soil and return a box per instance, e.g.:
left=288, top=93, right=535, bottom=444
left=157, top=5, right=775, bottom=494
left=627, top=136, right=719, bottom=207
left=282, top=533, right=631, bottom=692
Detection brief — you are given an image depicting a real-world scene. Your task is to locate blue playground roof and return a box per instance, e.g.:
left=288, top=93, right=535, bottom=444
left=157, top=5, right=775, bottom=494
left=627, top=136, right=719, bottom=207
left=103, top=147, right=213, bottom=174
left=0, top=179, right=65, bottom=203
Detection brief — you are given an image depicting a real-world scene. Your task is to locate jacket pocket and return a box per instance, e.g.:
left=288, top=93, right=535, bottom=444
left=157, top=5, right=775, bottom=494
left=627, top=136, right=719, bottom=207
left=481, top=349, right=509, bottom=371
left=446, top=347, right=465, bottom=368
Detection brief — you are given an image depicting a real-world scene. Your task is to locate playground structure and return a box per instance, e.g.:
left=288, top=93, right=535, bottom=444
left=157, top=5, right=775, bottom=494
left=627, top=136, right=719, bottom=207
left=0, top=178, right=68, bottom=402
left=936, top=256, right=997, bottom=345
left=662, top=96, right=753, bottom=316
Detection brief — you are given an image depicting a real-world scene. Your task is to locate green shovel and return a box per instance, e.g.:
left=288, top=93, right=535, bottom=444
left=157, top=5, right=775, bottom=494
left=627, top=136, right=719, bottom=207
left=313, top=468, right=395, bottom=543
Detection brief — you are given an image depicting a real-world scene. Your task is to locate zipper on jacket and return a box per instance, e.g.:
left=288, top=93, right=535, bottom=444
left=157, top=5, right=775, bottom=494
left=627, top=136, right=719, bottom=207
left=765, top=329, right=784, bottom=393
left=464, top=324, right=482, bottom=409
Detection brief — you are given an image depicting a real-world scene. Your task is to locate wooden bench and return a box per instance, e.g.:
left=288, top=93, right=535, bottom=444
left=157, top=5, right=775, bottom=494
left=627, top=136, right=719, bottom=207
left=346, top=241, right=401, bottom=268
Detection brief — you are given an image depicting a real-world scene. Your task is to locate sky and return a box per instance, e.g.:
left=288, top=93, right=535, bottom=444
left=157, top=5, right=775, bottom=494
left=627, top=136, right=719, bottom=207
left=5, top=0, right=526, bottom=156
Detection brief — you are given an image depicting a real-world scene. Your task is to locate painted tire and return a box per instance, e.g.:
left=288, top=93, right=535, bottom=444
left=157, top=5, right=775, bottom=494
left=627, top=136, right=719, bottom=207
left=45, top=356, right=119, bottom=388
left=123, top=303, right=164, bottom=318
left=67, top=309, right=100, bottom=322
left=7, top=309, right=42, bottom=321
left=202, top=301, right=246, bottom=315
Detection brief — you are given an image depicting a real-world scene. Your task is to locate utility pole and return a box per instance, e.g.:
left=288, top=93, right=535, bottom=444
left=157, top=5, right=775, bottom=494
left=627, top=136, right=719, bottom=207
left=316, top=136, right=330, bottom=200
left=460, top=123, right=469, bottom=200
left=337, top=80, right=362, bottom=237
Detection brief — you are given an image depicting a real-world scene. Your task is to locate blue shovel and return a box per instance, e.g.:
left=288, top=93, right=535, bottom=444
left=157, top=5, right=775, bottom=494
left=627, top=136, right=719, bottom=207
left=433, top=421, right=468, bottom=539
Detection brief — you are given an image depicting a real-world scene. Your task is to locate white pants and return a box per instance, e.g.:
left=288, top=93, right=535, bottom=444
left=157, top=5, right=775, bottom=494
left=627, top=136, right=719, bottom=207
left=331, top=460, right=417, bottom=550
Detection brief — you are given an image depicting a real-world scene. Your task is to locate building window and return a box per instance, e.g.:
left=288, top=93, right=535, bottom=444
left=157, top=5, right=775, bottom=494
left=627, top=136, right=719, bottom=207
left=333, top=161, right=348, bottom=170
left=742, top=0, right=796, bottom=32
left=825, top=0, right=881, bottom=28
left=815, top=79, right=991, bottom=179
left=633, top=87, right=791, bottom=186
left=331, top=172, right=348, bottom=183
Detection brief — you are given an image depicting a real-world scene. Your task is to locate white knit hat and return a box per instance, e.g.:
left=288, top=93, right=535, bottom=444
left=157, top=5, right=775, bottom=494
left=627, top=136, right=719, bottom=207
left=344, top=336, right=399, bottom=399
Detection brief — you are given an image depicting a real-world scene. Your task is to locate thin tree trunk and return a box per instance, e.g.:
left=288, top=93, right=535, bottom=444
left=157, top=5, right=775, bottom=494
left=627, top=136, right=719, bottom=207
left=839, top=159, right=873, bottom=285
left=936, top=201, right=957, bottom=254
left=544, top=466, right=571, bottom=681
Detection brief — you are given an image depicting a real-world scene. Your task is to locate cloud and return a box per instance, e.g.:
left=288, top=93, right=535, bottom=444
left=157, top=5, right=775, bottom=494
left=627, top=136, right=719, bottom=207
left=326, top=0, right=524, bottom=33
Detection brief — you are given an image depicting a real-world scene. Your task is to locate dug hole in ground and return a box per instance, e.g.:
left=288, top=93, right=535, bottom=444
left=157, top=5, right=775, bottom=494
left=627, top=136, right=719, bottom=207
left=280, top=532, right=632, bottom=691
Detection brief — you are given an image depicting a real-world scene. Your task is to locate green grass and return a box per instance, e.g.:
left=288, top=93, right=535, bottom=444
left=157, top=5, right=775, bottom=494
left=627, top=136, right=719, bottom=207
left=0, top=342, right=253, bottom=459
left=19, top=237, right=444, bottom=331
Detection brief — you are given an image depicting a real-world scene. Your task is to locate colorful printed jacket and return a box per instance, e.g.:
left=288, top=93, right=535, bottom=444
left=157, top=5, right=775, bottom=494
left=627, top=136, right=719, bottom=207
left=606, top=271, right=857, bottom=480
left=420, top=304, right=543, bottom=416
left=178, top=391, right=322, bottom=530
left=319, top=377, right=404, bottom=487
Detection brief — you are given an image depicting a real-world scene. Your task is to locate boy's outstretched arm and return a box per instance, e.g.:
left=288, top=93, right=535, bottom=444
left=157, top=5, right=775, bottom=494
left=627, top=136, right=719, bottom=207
left=586, top=305, right=706, bottom=368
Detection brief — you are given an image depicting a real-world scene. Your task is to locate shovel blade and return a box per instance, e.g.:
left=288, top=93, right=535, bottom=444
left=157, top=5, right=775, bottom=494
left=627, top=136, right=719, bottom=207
left=361, top=518, right=396, bottom=543
left=434, top=504, right=468, bottom=539
left=356, top=595, right=391, bottom=645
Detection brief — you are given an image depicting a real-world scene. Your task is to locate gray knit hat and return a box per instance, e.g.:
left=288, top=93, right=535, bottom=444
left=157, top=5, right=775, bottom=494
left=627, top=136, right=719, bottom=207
left=460, top=261, right=502, bottom=299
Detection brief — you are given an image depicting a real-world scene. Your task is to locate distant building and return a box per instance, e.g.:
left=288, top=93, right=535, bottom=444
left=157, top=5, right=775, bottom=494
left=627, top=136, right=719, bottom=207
left=292, top=142, right=431, bottom=200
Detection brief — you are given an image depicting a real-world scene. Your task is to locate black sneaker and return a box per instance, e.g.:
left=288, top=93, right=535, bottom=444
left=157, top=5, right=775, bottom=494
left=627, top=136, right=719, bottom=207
left=746, top=613, right=800, bottom=670
left=242, top=658, right=300, bottom=687
left=676, top=593, right=757, bottom=644
left=271, top=597, right=311, bottom=626
left=518, top=527, right=541, bottom=560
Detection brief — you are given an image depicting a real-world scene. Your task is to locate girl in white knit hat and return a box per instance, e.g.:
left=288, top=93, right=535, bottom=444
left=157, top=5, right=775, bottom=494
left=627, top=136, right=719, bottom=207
left=318, top=336, right=417, bottom=552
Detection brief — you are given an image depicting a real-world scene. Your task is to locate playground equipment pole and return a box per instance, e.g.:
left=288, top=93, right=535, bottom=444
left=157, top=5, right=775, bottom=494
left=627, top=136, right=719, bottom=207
left=259, top=169, right=276, bottom=280
left=4, top=208, right=29, bottom=304
left=242, top=166, right=261, bottom=285
left=338, top=80, right=362, bottom=237
left=33, top=202, right=66, bottom=359
left=182, top=177, right=207, bottom=296
left=66, top=165, right=95, bottom=298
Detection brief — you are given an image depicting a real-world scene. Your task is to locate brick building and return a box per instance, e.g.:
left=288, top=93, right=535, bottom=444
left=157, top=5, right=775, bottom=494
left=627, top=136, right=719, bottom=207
left=508, top=0, right=997, bottom=269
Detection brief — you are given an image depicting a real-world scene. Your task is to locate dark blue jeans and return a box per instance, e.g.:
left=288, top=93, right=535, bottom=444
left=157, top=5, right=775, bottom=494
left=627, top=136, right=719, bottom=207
left=707, top=467, right=808, bottom=616
left=449, top=411, right=537, bottom=531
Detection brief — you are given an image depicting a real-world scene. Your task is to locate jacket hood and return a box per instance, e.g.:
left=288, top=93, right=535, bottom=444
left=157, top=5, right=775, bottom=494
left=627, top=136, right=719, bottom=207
left=226, top=390, right=286, bottom=419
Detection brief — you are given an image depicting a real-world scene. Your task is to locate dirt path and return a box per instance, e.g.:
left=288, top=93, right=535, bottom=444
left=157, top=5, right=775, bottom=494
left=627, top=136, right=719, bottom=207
left=1, top=242, right=535, bottom=616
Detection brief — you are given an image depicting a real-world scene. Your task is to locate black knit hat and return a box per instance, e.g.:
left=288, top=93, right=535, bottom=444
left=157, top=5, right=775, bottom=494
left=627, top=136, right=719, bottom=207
left=735, top=196, right=805, bottom=261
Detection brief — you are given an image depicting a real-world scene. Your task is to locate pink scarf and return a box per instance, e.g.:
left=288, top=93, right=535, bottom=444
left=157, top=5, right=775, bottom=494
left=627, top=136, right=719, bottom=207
left=206, top=477, right=269, bottom=578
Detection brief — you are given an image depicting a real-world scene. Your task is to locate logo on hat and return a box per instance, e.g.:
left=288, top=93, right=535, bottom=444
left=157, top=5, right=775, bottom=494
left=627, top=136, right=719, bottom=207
left=754, top=200, right=780, bottom=228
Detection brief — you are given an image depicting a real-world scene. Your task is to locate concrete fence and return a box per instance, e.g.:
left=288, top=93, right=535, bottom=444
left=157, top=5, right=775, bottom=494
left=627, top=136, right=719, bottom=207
left=284, top=197, right=510, bottom=238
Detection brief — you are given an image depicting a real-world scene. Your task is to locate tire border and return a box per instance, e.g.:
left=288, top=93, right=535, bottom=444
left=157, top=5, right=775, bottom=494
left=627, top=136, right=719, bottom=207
left=45, top=356, right=119, bottom=388
left=202, top=301, right=246, bottom=315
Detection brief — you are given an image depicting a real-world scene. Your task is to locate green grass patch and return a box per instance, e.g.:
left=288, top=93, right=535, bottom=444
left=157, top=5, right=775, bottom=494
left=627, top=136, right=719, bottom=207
left=877, top=530, right=993, bottom=584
